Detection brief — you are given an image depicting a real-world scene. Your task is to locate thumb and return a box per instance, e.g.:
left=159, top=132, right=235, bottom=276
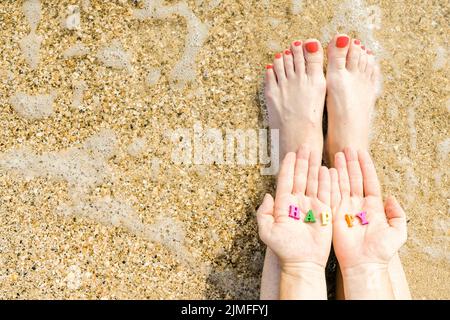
left=384, top=196, right=407, bottom=239
left=256, top=194, right=275, bottom=241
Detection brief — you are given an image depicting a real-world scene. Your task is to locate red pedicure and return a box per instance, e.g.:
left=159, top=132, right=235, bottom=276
left=336, top=36, right=349, bottom=48
left=305, top=41, right=319, bottom=53
left=354, top=39, right=361, bottom=45
left=284, top=49, right=291, bottom=55
left=275, top=53, right=282, bottom=59
left=266, top=64, right=273, bottom=69
left=294, top=41, right=302, bottom=47
left=361, top=45, right=365, bottom=50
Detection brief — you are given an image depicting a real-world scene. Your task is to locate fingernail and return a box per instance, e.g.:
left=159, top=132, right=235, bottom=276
left=266, top=64, right=273, bottom=69
left=293, top=41, right=302, bottom=47
left=336, top=36, right=349, bottom=48
left=305, top=41, right=319, bottom=53
left=361, top=45, right=365, bottom=50
left=275, top=53, right=282, bottom=59
left=284, top=49, right=291, bottom=55
left=354, top=39, right=361, bottom=45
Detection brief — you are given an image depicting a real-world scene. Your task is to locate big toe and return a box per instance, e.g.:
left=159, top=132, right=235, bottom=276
left=327, top=34, right=351, bottom=71
left=303, top=39, right=324, bottom=77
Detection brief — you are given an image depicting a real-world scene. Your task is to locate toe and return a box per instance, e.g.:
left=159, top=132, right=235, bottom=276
left=346, top=38, right=361, bottom=71
left=365, top=50, right=375, bottom=77
left=273, top=52, right=286, bottom=82
left=290, top=40, right=305, bottom=75
left=371, top=63, right=381, bottom=85
left=303, top=39, right=324, bottom=77
left=264, top=64, right=277, bottom=88
left=327, top=34, right=350, bottom=70
left=283, top=49, right=295, bottom=79
left=358, top=46, right=368, bottom=72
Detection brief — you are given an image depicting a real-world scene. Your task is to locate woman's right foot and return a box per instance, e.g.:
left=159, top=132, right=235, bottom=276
left=325, top=34, right=380, bottom=165
left=325, top=35, right=411, bottom=300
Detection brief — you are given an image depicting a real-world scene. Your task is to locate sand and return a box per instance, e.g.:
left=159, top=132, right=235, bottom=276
left=0, top=0, right=448, bottom=299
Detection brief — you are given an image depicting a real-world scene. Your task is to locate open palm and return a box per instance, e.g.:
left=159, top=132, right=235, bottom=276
left=257, top=146, right=333, bottom=267
left=331, top=148, right=407, bottom=269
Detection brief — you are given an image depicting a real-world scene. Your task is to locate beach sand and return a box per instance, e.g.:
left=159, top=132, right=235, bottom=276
left=0, top=0, right=448, bottom=299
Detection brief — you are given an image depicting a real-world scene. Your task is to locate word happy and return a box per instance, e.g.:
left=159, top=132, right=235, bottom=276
left=288, top=205, right=369, bottom=226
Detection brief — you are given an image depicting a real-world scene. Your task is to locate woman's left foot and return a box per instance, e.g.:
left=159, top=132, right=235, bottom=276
left=264, top=39, right=326, bottom=156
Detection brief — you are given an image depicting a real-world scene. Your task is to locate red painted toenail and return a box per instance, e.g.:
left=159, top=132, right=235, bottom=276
left=361, top=45, right=365, bottom=50
left=336, top=36, right=349, bottom=48
left=275, top=53, right=282, bottom=59
left=284, top=49, right=291, bottom=55
left=305, top=42, right=319, bottom=53
left=294, top=41, right=302, bottom=47
left=354, top=39, right=361, bottom=45
left=266, top=64, right=273, bottom=69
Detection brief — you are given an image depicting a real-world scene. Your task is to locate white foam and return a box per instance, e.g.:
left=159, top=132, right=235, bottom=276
left=147, top=68, right=161, bottom=86
left=71, top=80, right=87, bottom=109
left=268, top=18, right=281, bottom=28
left=407, top=106, right=417, bottom=151
left=208, top=0, right=222, bottom=10
left=63, top=42, right=90, bottom=59
left=437, top=138, right=450, bottom=161
left=9, top=92, right=55, bottom=120
left=81, top=0, right=91, bottom=11
left=96, top=39, right=131, bottom=71
left=134, top=1, right=209, bottom=88
left=127, top=137, right=147, bottom=157
left=62, top=5, right=81, bottom=30
left=65, top=265, right=82, bottom=290
left=22, top=0, right=41, bottom=32
left=0, top=131, right=190, bottom=262
left=291, top=0, right=302, bottom=15
left=82, top=129, right=118, bottom=159
left=0, top=130, right=115, bottom=198
left=433, top=46, right=447, bottom=70
left=19, top=32, right=43, bottom=70
left=150, top=158, right=161, bottom=181
left=266, top=39, right=282, bottom=52
left=321, top=0, right=382, bottom=53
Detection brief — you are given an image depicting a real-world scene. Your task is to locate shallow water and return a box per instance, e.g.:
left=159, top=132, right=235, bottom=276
left=0, top=0, right=448, bottom=299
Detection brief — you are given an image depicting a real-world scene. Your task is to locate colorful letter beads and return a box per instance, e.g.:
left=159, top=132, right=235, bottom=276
left=345, top=214, right=354, bottom=227
left=356, top=211, right=369, bottom=225
left=321, top=212, right=331, bottom=225
left=304, top=209, right=316, bottom=223
left=287, top=208, right=369, bottom=227
left=288, top=205, right=300, bottom=220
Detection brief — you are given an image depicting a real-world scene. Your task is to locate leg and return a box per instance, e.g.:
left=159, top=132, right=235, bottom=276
left=261, top=39, right=326, bottom=299
left=325, top=34, right=411, bottom=299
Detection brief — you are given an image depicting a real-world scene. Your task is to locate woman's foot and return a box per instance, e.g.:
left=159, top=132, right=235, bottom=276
left=324, top=34, right=380, bottom=165
left=265, top=39, right=326, bottom=156
left=324, top=34, right=411, bottom=300
left=261, top=39, right=326, bottom=300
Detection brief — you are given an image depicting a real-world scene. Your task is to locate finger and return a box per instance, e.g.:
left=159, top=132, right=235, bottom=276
left=317, top=166, right=331, bottom=206
left=256, top=194, right=275, bottom=243
left=335, top=152, right=350, bottom=198
left=385, top=196, right=407, bottom=228
left=330, top=168, right=340, bottom=209
left=293, top=145, right=310, bottom=195
left=358, top=150, right=382, bottom=197
left=384, top=196, right=408, bottom=244
left=344, top=147, right=364, bottom=197
left=276, top=152, right=296, bottom=198
left=305, top=150, right=321, bottom=197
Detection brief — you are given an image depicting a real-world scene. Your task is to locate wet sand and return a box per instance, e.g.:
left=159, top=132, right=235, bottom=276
left=0, top=0, right=448, bottom=299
